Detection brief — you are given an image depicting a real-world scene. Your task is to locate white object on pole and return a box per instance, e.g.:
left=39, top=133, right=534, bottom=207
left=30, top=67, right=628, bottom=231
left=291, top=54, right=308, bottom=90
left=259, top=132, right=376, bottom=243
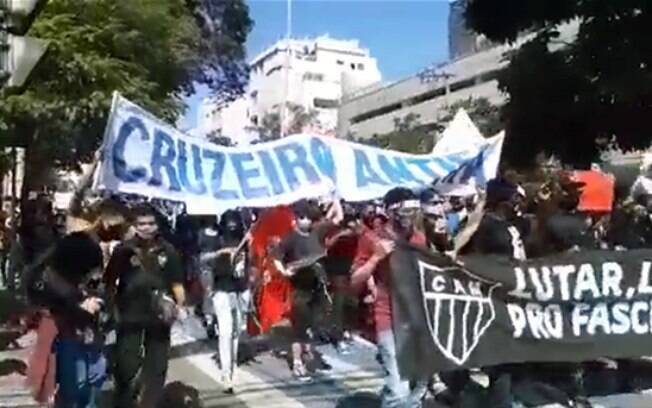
left=432, top=108, right=485, bottom=155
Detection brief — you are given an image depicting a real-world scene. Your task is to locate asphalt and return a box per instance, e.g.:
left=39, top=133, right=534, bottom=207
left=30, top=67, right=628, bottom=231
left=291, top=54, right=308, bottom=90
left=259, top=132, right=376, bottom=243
left=3, top=294, right=652, bottom=408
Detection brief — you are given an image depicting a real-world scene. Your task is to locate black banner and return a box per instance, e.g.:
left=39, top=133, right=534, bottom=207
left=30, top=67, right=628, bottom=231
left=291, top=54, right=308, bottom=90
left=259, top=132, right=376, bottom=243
left=390, top=245, right=652, bottom=380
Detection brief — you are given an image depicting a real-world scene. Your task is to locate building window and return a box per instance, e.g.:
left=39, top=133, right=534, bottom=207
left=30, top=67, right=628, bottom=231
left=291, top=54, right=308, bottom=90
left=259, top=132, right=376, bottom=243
left=303, top=72, right=324, bottom=82
left=251, top=115, right=258, bottom=126
left=313, top=98, right=338, bottom=109
left=350, top=63, right=356, bottom=70
left=357, top=63, right=365, bottom=70
left=336, top=60, right=344, bottom=65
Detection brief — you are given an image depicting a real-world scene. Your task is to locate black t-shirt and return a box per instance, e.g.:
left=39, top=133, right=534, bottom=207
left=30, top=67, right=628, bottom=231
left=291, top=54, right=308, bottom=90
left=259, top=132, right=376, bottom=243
left=278, top=223, right=331, bottom=290
left=608, top=209, right=652, bottom=249
left=545, top=213, right=596, bottom=252
left=473, top=213, right=527, bottom=260
left=212, top=234, right=248, bottom=293
left=106, top=236, right=183, bottom=324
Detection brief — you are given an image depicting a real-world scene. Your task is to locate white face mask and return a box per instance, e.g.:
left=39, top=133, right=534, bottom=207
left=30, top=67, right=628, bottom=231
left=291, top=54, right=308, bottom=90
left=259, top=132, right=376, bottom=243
left=297, top=218, right=312, bottom=231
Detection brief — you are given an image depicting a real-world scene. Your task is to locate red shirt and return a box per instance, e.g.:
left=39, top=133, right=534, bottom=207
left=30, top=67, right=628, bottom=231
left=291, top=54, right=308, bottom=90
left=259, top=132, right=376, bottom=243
left=352, top=227, right=425, bottom=332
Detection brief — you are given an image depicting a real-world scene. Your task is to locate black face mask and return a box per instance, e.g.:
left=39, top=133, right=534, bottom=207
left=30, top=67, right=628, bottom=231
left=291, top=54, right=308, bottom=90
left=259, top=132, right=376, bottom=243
left=390, top=209, right=417, bottom=236
left=97, top=225, right=123, bottom=242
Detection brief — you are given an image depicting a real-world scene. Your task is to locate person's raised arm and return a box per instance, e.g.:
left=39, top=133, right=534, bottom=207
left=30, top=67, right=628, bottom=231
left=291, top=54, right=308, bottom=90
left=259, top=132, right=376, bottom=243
left=350, top=235, right=394, bottom=290
left=68, top=151, right=102, bottom=217
left=325, top=199, right=344, bottom=225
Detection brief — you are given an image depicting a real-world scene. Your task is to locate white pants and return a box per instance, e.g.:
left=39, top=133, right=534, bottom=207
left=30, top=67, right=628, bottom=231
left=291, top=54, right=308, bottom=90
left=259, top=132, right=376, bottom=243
left=211, top=290, right=250, bottom=381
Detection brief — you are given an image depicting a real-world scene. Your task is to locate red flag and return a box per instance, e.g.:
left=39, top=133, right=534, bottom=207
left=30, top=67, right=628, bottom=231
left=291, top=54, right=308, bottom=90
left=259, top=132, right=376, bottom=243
left=248, top=206, right=295, bottom=335
left=571, top=170, right=615, bottom=213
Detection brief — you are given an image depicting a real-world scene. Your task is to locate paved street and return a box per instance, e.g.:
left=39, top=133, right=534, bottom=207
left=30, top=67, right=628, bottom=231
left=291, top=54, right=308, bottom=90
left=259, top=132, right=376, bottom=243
left=3, top=313, right=652, bottom=408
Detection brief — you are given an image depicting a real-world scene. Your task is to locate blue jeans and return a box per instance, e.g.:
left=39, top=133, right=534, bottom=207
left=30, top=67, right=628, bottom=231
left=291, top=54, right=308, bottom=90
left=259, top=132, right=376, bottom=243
left=54, top=338, right=107, bottom=408
left=377, top=330, right=427, bottom=408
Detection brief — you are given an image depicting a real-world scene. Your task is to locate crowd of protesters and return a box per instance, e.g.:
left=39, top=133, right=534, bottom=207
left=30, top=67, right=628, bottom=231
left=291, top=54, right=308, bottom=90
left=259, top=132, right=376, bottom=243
left=9, top=161, right=652, bottom=408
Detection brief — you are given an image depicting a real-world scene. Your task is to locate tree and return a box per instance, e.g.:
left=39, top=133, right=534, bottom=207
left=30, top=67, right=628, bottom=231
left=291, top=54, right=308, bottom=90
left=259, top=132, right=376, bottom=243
left=206, top=130, right=235, bottom=147
left=249, top=103, right=320, bottom=143
left=0, top=0, right=252, bottom=192
left=357, top=113, right=435, bottom=154
left=356, top=98, right=503, bottom=154
left=439, top=97, right=504, bottom=138
left=465, top=0, right=652, bottom=168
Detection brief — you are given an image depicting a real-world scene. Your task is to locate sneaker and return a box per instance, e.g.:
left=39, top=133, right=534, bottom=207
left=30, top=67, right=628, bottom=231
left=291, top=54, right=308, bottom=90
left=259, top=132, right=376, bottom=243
left=222, top=376, right=234, bottom=394
left=292, top=361, right=312, bottom=382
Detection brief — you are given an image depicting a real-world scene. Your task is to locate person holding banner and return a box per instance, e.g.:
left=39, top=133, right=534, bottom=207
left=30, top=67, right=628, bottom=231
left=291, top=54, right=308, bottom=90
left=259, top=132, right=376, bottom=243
left=273, top=199, right=343, bottom=381
left=351, top=187, right=429, bottom=408
left=105, top=205, right=186, bottom=408
left=204, top=210, right=251, bottom=394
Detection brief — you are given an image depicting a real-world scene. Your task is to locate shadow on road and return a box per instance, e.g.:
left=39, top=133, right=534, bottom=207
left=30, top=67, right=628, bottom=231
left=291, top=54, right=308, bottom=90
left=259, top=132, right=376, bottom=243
left=335, top=391, right=379, bottom=408
left=0, top=290, right=26, bottom=329
left=0, top=358, right=27, bottom=376
left=159, top=381, right=203, bottom=408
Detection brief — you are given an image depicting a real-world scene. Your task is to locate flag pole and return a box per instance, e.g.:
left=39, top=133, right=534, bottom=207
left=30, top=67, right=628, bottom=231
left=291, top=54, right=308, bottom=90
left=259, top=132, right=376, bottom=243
left=280, top=0, right=292, bottom=137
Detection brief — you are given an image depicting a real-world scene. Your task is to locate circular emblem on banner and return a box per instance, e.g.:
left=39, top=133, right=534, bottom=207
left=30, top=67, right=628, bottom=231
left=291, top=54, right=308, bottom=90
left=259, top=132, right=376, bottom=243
left=158, top=253, right=168, bottom=267
left=130, top=255, right=140, bottom=267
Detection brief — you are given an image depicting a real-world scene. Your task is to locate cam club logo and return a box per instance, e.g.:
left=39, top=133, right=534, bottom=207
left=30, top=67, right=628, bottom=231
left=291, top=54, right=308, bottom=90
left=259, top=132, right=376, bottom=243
left=419, top=260, right=501, bottom=365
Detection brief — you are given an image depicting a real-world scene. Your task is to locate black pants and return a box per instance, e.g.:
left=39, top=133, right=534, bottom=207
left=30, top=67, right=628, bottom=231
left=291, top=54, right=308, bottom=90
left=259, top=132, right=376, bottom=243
left=114, top=324, right=171, bottom=408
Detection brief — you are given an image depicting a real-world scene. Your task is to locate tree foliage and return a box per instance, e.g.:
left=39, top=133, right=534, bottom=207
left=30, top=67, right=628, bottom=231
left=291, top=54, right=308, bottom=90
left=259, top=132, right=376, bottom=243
left=205, top=131, right=236, bottom=147
left=357, top=113, right=434, bottom=154
left=0, top=0, right=252, bottom=188
left=465, top=0, right=652, bottom=168
left=356, top=97, right=503, bottom=154
left=249, top=103, right=320, bottom=144
left=440, top=97, right=504, bottom=137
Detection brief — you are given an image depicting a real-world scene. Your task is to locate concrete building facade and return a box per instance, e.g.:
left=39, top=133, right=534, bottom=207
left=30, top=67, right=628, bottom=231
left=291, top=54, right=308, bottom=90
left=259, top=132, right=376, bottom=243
left=197, top=35, right=382, bottom=144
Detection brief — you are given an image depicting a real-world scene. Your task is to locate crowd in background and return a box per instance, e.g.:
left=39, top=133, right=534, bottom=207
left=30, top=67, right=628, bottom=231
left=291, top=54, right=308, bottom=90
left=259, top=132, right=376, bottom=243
left=7, top=163, right=652, bottom=407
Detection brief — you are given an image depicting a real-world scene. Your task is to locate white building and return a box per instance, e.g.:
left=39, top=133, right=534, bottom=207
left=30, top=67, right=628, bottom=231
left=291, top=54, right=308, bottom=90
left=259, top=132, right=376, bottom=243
left=196, top=35, right=382, bottom=144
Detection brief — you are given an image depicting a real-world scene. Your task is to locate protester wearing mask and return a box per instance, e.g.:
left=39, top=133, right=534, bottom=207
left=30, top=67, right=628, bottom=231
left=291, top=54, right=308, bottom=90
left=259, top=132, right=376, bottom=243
left=351, top=187, right=428, bottom=408
left=464, top=180, right=529, bottom=407
left=471, top=179, right=527, bottom=260
left=543, top=176, right=598, bottom=253
left=206, top=210, right=251, bottom=394
left=105, top=205, right=186, bottom=408
left=616, top=194, right=652, bottom=248
left=274, top=199, right=343, bottom=380
left=323, top=202, right=361, bottom=353
left=420, top=189, right=453, bottom=253
left=25, top=232, right=106, bottom=408
left=419, top=189, right=474, bottom=405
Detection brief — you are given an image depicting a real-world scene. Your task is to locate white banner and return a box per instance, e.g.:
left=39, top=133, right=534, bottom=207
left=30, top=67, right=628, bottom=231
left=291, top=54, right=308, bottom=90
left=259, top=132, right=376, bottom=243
left=95, top=94, right=504, bottom=214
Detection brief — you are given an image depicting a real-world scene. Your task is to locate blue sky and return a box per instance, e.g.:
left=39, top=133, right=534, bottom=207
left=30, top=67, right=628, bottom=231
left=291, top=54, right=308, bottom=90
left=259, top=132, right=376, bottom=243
left=182, top=0, right=451, bottom=129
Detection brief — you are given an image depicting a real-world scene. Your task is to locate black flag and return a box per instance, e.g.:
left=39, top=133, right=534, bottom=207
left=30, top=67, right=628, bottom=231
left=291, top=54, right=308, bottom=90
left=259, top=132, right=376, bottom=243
left=391, top=245, right=652, bottom=380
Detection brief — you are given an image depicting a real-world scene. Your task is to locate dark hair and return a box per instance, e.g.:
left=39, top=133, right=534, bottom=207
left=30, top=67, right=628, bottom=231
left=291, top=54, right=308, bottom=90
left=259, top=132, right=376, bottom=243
left=50, top=232, right=103, bottom=284
left=219, top=210, right=243, bottom=230
left=220, top=209, right=245, bottom=244
left=96, top=198, right=128, bottom=218
left=291, top=199, right=321, bottom=220
left=132, top=204, right=157, bottom=220
left=420, top=188, right=442, bottom=205
left=383, top=187, right=417, bottom=208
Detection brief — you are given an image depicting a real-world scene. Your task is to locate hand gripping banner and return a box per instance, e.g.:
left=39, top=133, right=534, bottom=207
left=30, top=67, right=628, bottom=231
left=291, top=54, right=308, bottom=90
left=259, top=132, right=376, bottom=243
left=95, top=93, right=504, bottom=213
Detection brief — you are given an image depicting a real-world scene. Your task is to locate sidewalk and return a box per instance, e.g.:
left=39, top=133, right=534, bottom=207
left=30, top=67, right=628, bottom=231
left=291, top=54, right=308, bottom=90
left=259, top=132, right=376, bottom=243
left=0, top=289, right=44, bottom=408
